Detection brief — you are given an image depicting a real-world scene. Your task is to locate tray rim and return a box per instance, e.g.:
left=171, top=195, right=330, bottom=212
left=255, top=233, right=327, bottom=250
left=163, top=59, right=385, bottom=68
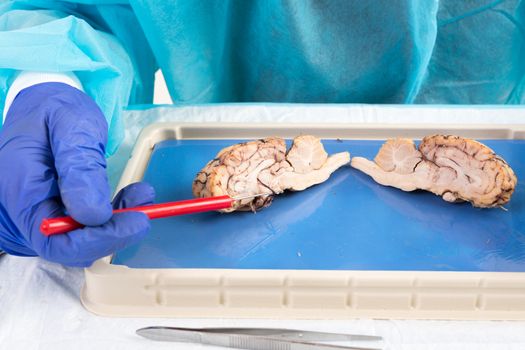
left=82, top=122, right=525, bottom=319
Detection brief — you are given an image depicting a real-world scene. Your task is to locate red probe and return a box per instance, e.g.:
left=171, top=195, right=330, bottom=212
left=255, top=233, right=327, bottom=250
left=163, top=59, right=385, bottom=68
left=40, top=195, right=261, bottom=236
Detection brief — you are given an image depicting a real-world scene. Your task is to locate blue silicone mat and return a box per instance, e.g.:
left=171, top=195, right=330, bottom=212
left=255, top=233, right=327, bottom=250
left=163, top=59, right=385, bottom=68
left=112, top=139, right=525, bottom=272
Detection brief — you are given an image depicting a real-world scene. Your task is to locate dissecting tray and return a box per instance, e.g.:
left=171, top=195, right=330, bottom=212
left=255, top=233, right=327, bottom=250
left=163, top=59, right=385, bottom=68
left=82, top=122, right=525, bottom=319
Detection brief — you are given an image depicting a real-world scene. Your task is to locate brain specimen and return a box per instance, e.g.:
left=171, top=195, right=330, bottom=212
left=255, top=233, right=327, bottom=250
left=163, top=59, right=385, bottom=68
left=351, top=135, right=517, bottom=208
left=193, top=135, right=350, bottom=212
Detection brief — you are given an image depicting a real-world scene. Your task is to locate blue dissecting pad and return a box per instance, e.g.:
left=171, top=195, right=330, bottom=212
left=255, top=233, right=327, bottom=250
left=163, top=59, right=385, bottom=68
left=112, top=139, right=525, bottom=272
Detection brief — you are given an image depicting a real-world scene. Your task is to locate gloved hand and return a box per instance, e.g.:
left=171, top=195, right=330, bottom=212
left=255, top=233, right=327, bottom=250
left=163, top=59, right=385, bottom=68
left=0, top=82, right=153, bottom=267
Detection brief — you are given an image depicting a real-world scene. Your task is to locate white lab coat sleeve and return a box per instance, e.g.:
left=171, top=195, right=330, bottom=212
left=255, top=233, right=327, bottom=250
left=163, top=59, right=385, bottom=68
left=2, top=71, right=84, bottom=123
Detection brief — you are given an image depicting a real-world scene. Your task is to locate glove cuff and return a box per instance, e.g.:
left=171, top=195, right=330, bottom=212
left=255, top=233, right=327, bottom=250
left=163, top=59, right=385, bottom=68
left=3, top=71, right=84, bottom=122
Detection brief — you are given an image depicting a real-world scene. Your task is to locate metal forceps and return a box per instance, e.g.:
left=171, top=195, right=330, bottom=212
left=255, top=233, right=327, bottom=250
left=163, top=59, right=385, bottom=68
left=136, top=326, right=383, bottom=350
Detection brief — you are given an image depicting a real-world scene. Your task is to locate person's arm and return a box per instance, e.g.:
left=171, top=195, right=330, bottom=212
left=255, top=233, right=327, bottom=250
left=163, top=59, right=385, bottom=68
left=0, top=3, right=155, bottom=266
left=0, top=1, right=148, bottom=154
left=0, top=82, right=155, bottom=267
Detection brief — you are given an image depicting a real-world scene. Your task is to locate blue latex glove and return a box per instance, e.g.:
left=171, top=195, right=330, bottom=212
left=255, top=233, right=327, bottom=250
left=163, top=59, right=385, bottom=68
left=0, top=82, right=153, bottom=267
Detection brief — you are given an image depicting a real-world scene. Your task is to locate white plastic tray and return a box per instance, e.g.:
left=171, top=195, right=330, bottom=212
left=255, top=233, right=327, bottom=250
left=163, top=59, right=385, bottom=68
left=82, top=122, right=525, bottom=319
